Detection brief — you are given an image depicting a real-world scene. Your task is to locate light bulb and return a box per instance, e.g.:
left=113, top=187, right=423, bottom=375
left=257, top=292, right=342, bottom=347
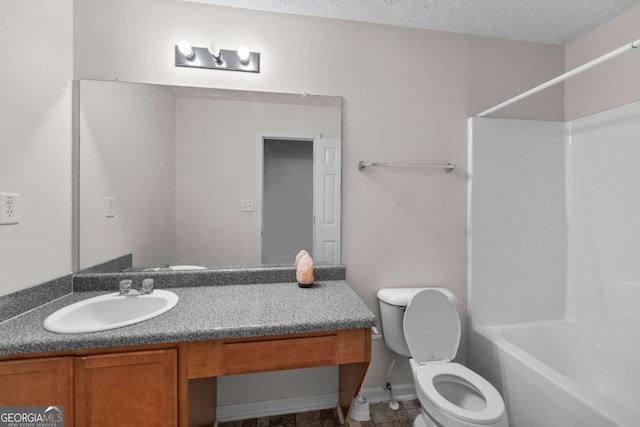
left=208, top=43, right=222, bottom=61
left=177, top=40, right=194, bottom=59
left=237, top=46, right=250, bottom=63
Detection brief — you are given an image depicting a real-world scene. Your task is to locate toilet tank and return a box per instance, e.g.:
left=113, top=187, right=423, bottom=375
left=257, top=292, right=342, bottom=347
left=377, top=288, right=429, bottom=356
left=376, top=287, right=457, bottom=357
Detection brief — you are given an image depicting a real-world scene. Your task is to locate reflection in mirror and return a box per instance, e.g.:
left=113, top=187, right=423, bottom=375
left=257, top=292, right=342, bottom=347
left=78, top=80, right=342, bottom=271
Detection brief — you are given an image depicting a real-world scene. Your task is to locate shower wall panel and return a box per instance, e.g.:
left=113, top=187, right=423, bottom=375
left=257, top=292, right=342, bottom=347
left=468, top=118, right=567, bottom=327
left=567, top=100, right=640, bottom=346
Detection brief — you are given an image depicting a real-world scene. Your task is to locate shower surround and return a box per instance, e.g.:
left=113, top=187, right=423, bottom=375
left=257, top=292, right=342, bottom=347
left=468, top=99, right=640, bottom=426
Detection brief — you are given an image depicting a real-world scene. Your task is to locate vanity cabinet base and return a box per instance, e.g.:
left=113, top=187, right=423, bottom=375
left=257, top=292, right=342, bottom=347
left=0, top=356, right=74, bottom=425
left=186, top=328, right=371, bottom=425
left=0, top=350, right=177, bottom=427
left=0, top=328, right=371, bottom=427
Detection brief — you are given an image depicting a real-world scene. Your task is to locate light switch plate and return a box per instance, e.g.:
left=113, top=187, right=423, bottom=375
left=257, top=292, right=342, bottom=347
left=105, top=196, right=115, bottom=218
left=241, top=199, right=254, bottom=212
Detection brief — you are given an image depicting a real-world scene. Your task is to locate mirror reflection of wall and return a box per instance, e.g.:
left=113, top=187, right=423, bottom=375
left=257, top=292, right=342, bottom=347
left=78, top=80, right=342, bottom=270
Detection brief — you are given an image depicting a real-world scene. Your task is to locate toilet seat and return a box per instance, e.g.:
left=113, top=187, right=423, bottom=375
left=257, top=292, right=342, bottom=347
left=414, top=362, right=505, bottom=425
left=403, top=288, right=461, bottom=362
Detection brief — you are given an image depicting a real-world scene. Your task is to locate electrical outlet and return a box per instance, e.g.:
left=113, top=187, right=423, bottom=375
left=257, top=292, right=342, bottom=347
left=105, top=196, right=115, bottom=218
left=0, top=193, right=20, bottom=225
left=241, top=199, right=254, bottom=212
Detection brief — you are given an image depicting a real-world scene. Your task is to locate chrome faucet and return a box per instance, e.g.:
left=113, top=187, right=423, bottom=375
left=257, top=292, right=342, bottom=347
left=119, top=278, right=154, bottom=296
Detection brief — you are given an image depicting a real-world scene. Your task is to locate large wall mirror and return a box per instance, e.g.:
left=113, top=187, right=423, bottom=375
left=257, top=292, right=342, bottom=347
left=77, top=80, right=342, bottom=271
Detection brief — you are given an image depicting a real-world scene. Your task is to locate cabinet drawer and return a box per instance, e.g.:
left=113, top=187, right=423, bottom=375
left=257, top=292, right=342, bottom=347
left=222, top=335, right=337, bottom=374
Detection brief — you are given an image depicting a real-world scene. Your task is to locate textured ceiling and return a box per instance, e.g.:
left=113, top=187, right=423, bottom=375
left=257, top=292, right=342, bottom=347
left=183, top=0, right=640, bottom=45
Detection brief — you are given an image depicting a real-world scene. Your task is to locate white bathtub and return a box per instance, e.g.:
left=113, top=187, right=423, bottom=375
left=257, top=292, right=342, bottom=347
left=471, top=320, right=639, bottom=427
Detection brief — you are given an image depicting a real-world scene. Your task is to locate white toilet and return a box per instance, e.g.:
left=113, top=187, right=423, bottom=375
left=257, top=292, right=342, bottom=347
left=377, top=287, right=508, bottom=427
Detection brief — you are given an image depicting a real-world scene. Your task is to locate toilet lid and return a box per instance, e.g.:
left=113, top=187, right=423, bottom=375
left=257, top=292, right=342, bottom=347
left=415, top=362, right=505, bottom=425
left=403, top=289, right=460, bottom=362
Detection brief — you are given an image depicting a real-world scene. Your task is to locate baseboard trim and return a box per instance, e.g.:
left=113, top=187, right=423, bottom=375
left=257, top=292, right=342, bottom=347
left=363, top=383, right=417, bottom=403
left=216, top=384, right=417, bottom=422
left=216, top=393, right=339, bottom=421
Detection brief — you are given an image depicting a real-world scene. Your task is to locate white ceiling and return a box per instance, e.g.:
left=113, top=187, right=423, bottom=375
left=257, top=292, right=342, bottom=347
left=183, top=0, right=640, bottom=45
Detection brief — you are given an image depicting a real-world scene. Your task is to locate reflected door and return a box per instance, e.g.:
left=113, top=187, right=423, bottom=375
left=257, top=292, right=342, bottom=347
left=313, top=138, right=341, bottom=264
left=262, top=139, right=314, bottom=264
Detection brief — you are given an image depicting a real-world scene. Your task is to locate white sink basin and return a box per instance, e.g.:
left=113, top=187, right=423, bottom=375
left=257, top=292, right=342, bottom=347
left=43, top=289, right=179, bottom=334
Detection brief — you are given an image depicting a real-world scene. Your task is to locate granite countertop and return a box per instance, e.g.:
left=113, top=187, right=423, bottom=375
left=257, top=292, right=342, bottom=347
left=0, top=280, right=377, bottom=356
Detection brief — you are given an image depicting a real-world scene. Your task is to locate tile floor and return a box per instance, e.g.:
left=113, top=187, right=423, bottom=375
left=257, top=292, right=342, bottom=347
left=218, top=400, right=421, bottom=427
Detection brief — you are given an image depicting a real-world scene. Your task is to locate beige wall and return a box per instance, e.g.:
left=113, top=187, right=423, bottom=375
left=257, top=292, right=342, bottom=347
left=73, top=0, right=564, bottom=390
left=175, top=98, right=340, bottom=266
left=564, top=4, right=640, bottom=120
left=0, top=0, right=73, bottom=296
left=79, top=81, right=177, bottom=269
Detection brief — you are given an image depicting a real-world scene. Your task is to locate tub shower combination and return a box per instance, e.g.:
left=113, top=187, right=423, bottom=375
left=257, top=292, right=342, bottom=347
left=468, top=38, right=640, bottom=427
left=473, top=320, right=639, bottom=426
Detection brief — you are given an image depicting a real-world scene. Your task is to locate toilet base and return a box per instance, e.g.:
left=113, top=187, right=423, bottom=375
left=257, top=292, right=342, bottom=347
left=413, top=411, right=437, bottom=427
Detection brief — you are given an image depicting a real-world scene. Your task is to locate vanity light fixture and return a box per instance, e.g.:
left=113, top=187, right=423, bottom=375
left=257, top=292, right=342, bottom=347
left=237, top=45, right=250, bottom=63
left=208, top=43, right=222, bottom=63
left=177, top=40, right=194, bottom=59
left=175, top=41, right=260, bottom=73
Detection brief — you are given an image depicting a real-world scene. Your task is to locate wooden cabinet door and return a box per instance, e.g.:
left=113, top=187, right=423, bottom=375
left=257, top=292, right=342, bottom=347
left=74, top=349, right=177, bottom=427
left=0, top=356, right=73, bottom=423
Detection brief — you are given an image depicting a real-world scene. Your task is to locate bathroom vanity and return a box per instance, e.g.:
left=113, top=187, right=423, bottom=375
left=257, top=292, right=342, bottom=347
left=0, top=279, right=376, bottom=427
